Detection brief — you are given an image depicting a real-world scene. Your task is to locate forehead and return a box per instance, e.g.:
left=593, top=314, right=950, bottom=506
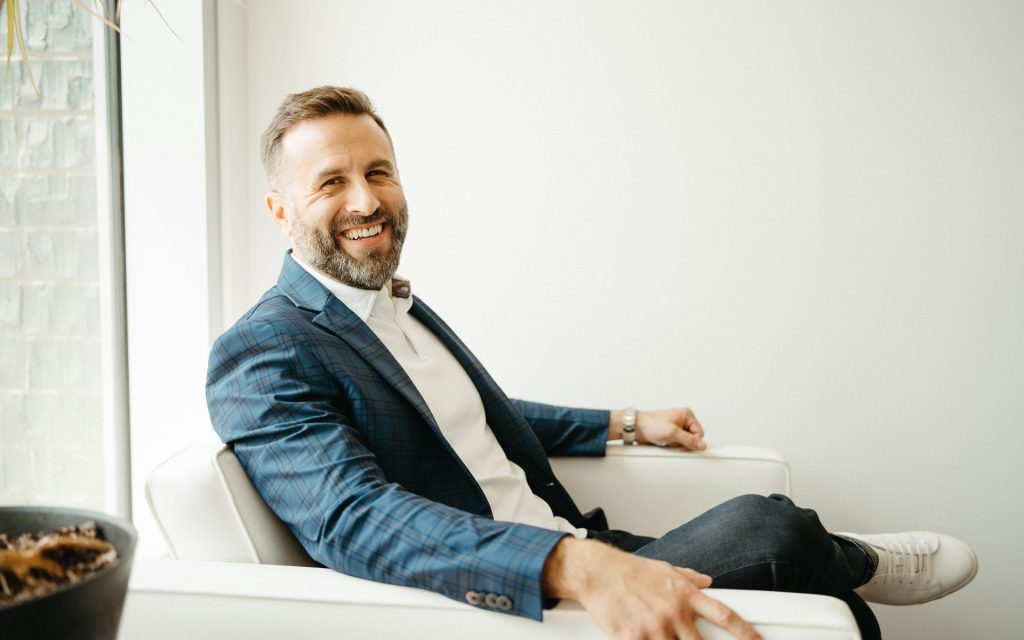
left=280, top=113, right=394, bottom=175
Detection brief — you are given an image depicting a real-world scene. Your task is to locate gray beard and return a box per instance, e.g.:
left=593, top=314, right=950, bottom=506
left=291, top=205, right=408, bottom=291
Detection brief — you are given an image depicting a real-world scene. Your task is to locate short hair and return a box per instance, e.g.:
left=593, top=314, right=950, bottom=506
left=260, top=86, right=390, bottom=189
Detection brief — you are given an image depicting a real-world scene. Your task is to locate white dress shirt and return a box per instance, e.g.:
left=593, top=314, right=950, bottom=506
left=294, top=256, right=586, bottom=538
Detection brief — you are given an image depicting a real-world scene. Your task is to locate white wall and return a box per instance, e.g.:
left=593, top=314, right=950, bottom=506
left=219, top=1, right=1023, bottom=637
left=121, top=0, right=220, bottom=553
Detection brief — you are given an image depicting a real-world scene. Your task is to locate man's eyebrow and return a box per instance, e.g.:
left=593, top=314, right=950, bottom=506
left=311, top=166, right=343, bottom=185
left=311, top=159, right=395, bottom=184
left=365, top=158, right=396, bottom=172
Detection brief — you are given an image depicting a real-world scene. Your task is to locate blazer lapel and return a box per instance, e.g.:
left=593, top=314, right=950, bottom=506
left=275, top=254, right=443, bottom=439
left=408, top=299, right=596, bottom=526
left=409, top=298, right=551, bottom=467
left=319, top=301, right=441, bottom=423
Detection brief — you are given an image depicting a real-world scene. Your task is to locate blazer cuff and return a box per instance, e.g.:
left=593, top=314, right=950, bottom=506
left=456, top=525, right=569, bottom=622
left=575, top=407, right=610, bottom=456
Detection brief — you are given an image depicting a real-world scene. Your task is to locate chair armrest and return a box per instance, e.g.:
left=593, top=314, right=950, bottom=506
left=120, top=559, right=859, bottom=640
left=551, top=444, right=791, bottom=536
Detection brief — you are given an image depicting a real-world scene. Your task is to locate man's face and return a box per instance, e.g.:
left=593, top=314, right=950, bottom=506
left=267, top=113, right=409, bottom=290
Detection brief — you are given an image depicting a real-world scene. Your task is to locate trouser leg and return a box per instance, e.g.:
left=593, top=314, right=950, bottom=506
left=589, top=494, right=881, bottom=640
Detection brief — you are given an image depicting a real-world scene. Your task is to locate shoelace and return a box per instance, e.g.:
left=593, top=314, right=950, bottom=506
left=872, top=538, right=932, bottom=585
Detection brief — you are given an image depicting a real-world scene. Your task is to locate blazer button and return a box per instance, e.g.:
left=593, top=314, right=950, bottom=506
left=495, top=595, right=513, bottom=611
left=465, top=590, right=482, bottom=606
left=484, top=593, right=498, bottom=608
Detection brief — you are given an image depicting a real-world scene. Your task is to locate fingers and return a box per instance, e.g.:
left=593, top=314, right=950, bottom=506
left=675, top=566, right=712, bottom=587
left=674, top=428, right=706, bottom=451
left=670, top=408, right=705, bottom=449
left=690, top=591, right=762, bottom=640
left=687, top=413, right=705, bottom=439
left=684, top=410, right=705, bottom=450
left=672, top=620, right=705, bottom=640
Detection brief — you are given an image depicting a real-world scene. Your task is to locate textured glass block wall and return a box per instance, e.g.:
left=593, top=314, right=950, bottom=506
left=0, top=1, right=104, bottom=509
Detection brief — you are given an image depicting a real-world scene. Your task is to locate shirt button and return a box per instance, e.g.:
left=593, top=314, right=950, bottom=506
left=495, top=595, right=513, bottom=611
left=484, top=593, right=498, bottom=608
left=465, top=590, right=482, bottom=606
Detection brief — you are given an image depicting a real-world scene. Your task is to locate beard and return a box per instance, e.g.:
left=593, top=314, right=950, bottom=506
left=291, top=203, right=409, bottom=291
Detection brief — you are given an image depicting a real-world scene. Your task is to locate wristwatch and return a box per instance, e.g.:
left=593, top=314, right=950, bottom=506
left=621, top=407, right=638, bottom=446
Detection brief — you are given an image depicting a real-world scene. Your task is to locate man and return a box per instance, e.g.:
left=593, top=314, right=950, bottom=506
left=207, top=86, right=977, bottom=640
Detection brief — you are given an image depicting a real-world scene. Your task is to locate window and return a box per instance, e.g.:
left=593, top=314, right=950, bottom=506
left=0, top=0, right=128, bottom=516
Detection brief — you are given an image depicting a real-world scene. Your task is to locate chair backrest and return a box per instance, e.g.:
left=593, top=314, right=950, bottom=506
left=146, top=436, right=318, bottom=567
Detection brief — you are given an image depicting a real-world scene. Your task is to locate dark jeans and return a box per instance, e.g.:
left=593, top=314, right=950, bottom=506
left=588, top=494, right=881, bottom=640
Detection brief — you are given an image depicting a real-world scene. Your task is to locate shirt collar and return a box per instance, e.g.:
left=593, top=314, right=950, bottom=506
left=291, top=252, right=412, bottom=323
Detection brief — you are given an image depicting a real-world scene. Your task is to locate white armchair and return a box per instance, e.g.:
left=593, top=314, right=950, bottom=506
left=122, top=438, right=861, bottom=639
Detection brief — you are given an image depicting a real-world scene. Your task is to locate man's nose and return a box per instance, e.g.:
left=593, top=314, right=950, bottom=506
left=345, top=178, right=380, bottom=216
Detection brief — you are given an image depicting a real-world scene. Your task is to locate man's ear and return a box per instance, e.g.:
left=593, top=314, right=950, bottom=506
left=266, top=191, right=292, bottom=238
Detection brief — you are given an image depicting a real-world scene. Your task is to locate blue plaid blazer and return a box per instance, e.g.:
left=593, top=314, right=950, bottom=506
left=206, top=253, right=610, bottom=621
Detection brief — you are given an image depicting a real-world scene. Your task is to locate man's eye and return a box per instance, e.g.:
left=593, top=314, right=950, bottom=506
left=367, top=170, right=387, bottom=178
left=322, top=177, right=342, bottom=187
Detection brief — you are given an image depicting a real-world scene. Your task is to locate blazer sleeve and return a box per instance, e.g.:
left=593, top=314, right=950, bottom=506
left=508, top=399, right=609, bottom=457
left=206, top=318, right=568, bottom=621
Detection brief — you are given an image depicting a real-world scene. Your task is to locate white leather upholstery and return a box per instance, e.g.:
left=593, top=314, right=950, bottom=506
left=146, top=435, right=316, bottom=566
left=128, top=438, right=860, bottom=639
left=554, top=442, right=791, bottom=536
left=123, top=559, right=859, bottom=640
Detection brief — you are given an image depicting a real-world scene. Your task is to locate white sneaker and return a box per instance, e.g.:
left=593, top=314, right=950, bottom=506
left=835, top=531, right=978, bottom=605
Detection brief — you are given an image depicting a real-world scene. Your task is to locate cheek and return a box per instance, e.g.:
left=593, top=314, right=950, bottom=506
left=386, top=197, right=408, bottom=223
left=377, top=183, right=405, bottom=206
left=304, top=199, right=341, bottom=228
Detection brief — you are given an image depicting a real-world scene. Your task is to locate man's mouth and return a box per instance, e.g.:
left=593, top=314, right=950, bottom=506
left=339, top=221, right=386, bottom=241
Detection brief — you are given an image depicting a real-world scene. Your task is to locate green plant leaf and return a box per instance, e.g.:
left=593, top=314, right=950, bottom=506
left=71, top=0, right=123, bottom=35
left=9, top=0, right=38, bottom=96
left=145, top=0, right=180, bottom=43
left=6, top=0, right=14, bottom=68
left=4, top=0, right=173, bottom=99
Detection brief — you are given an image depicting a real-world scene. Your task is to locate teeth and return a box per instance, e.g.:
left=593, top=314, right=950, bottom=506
left=344, top=223, right=383, bottom=240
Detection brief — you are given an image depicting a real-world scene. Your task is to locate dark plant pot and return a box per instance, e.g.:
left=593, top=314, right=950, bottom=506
left=0, top=506, right=137, bottom=640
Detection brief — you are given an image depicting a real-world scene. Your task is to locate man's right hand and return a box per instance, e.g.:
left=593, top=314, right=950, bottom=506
left=543, top=537, right=762, bottom=640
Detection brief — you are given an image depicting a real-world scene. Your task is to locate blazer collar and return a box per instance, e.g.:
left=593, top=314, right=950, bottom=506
left=276, top=251, right=333, bottom=313
left=277, top=250, right=412, bottom=312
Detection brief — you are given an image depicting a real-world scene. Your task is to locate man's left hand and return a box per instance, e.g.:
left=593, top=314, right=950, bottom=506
left=615, top=407, right=707, bottom=450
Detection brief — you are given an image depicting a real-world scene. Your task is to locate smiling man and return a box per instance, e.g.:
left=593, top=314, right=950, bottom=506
left=206, top=86, right=977, bottom=640
left=264, top=107, right=408, bottom=293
